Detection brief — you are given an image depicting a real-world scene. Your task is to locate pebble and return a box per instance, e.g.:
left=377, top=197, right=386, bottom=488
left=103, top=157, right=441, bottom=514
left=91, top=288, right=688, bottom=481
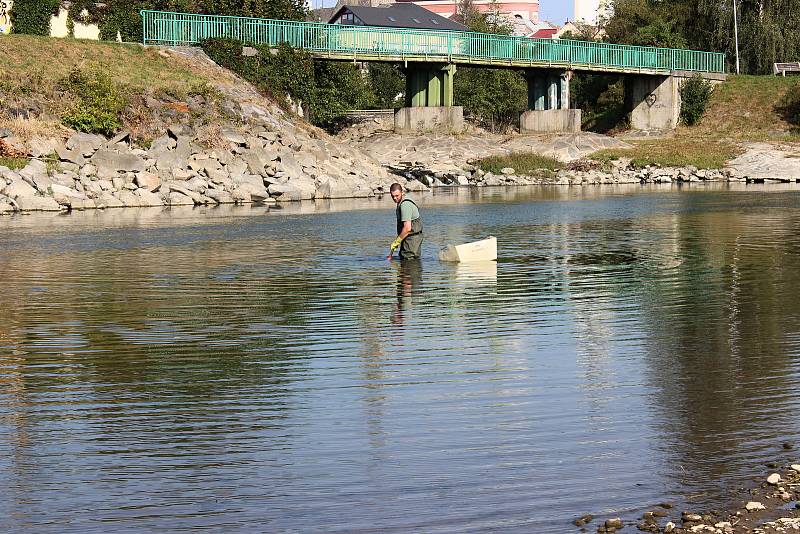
left=768, top=473, right=782, bottom=485
left=574, top=514, right=594, bottom=526
left=664, top=522, right=676, bottom=533
left=605, top=517, right=623, bottom=529
left=746, top=501, right=766, bottom=511
left=791, top=464, right=800, bottom=473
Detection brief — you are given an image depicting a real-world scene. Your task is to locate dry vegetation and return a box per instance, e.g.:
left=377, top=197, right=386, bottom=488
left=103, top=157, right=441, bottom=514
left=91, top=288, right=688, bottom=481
left=592, top=75, right=800, bottom=168
left=0, top=34, right=233, bottom=144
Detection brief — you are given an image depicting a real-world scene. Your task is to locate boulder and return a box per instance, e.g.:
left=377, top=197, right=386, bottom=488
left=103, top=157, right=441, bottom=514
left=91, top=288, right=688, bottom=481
left=92, top=149, right=146, bottom=177
left=28, top=137, right=59, bottom=158
left=221, top=128, right=246, bottom=146
left=69, top=197, right=96, bottom=210
left=236, top=181, right=271, bottom=202
left=205, top=188, right=234, bottom=204
left=135, top=171, right=161, bottom=192
left=154, top=151, right=186, bottom=171
left=96, top=193, right=125, bottom=209
left=50, top=183, right=85, bottom=206
left=0, top=199, right=16, bottom=213
left=268, top=182, right=312, bottom=201
left=150, top=135, right=176, bottom=153
left=117, top=190, right=143, bottom=207
left=167, top=182, right=204, bottom=204
left=2, top=178, right=38, bottom=199
left=168, top=191, right=194, bottom=206
left=66, top=132, right=105, bottom=156
left=317, top=177, right=355, bottom=199
left=135, top=188, right=164, bottom=207
left=56, top=144, right=86, bottom=166
left=230, top=188, right=251, bottom=203
left=15, top=194, right=62, bottom=211
left=18, top=160, right=48, bottom=183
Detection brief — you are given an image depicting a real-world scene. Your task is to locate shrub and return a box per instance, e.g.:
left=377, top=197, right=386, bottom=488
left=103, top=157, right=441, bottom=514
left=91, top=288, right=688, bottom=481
left=10, top=0, right=60, bottom=36
left=778, top=82, right=800, bottom=127
left=680, top=75, right=714, bottom=126
left=60, top=68, right=127, bottom=136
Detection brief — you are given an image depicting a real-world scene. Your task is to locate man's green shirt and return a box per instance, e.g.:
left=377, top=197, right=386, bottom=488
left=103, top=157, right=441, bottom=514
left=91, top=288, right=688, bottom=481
left=398, top=197, right=420, bottom=222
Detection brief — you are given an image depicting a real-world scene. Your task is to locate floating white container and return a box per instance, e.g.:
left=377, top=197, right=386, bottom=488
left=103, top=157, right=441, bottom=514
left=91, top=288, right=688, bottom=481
left=438, top=236, right=497, bottom=263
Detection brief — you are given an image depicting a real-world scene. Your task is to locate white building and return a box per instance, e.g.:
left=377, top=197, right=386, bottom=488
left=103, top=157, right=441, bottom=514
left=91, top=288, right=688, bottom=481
left=573, top=0, right=612, bottom=25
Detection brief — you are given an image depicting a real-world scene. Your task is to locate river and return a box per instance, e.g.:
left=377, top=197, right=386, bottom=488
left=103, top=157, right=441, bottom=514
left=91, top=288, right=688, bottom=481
left=3, top=184, right=800, bottom=533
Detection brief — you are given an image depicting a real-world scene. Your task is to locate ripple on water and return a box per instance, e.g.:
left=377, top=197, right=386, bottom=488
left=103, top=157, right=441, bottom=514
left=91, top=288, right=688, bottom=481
left=3, top=186, right=800, bottom=532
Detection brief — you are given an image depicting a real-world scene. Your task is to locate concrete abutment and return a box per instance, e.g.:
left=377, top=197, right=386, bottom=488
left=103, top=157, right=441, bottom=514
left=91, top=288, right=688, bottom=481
left=625, top=75, right=681, bottom=131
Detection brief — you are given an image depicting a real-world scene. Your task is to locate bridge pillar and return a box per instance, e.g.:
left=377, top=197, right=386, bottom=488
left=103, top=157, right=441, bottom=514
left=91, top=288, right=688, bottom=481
left=626, top=75, right=680, bottom=131
left=404, top=64, right=456, bottom=108
left=396, top=63, right=463, bottom=133
left=521, top=70, right=581, bottom=133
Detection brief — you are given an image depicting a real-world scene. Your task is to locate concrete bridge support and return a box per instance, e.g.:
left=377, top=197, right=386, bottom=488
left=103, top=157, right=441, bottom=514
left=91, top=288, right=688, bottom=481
left=395, top=63, right=463, bottom=133
left=626, top=75, right=680, bottom=131
left=520, top=70, right=581, bottom=133
left=404, top=63, right=455, bottom=107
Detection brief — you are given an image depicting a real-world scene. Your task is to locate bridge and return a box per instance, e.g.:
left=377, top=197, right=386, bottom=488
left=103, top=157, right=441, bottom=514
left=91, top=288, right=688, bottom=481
left=141, top=10, right=727, bottom=133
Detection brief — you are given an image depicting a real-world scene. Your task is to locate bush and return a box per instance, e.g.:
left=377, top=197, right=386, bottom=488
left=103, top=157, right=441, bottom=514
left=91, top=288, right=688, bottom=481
left=368, top=63, right=405, bottom=109
left=680, top=75, right=713, bottom=126
left=60, top=68, right=127, bottom=136
left=779, top=83, right=800, bottom=128
left=10, top=0, right=60, bottom=36
left=201, top=39, right=375, bottom=130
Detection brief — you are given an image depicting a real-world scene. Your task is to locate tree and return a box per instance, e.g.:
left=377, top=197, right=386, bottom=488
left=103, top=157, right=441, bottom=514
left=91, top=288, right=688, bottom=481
left=367, top=63, right=405, bottom=109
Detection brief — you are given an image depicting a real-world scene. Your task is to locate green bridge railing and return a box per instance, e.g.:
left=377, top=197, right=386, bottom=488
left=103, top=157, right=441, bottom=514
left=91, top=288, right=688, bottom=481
left=141, top=10, right=726, bottom=74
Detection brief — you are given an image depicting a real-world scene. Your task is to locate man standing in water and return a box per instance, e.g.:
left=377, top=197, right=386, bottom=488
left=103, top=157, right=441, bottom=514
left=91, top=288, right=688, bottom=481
left=387, top=183, right=423, bottom=260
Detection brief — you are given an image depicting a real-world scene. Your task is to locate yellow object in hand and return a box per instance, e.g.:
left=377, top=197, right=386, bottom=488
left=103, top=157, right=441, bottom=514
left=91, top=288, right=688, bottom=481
left=390, top=236, right=403, bottom=252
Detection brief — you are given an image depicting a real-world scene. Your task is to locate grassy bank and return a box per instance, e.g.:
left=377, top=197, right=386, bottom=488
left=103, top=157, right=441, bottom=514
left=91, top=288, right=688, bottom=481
left=592, top=75, right=800, bottom=168
left=0, top=34, right=226, bottom=144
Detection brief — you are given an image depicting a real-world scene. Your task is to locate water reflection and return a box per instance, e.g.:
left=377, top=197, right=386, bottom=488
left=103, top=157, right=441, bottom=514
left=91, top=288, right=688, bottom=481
left=3, top=185, right=800, bottom=531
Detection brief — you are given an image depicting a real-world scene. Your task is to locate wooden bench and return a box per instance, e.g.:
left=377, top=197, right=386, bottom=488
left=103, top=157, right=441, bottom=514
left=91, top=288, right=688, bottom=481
left=774, top=62, right=800, bottom=76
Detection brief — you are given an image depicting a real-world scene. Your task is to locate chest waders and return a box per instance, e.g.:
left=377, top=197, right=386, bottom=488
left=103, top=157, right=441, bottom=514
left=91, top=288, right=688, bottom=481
left=396, top=198, right=423, bottom=260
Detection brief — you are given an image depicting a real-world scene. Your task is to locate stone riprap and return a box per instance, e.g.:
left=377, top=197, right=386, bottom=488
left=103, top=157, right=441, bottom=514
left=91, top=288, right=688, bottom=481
left=0, top=125, right=394, bottom=212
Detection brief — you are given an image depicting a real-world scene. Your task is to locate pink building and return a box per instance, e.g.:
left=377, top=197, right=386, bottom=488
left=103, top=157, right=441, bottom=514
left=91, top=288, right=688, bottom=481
left=395, top=0, right=540, bottom=24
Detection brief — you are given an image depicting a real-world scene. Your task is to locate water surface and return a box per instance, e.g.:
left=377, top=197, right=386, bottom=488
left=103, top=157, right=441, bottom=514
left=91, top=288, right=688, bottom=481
left=3, top=184, right=800, bottom=533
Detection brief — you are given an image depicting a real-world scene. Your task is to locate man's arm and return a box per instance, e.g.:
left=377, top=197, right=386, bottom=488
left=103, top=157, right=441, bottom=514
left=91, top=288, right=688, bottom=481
left=387, top=220, right=413, bottom=259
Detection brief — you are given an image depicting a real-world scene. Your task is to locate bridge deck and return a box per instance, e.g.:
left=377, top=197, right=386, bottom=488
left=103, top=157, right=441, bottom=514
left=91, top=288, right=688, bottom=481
left=141, top=10, right=726, bottom=76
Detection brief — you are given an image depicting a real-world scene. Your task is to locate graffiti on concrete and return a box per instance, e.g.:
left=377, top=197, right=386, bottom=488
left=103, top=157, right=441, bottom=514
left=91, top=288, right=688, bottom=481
left=0, top=0, right=12, bottom=34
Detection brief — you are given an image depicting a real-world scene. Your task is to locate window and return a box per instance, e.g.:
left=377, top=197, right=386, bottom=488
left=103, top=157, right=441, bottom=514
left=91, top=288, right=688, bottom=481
left=388, top=16, right=397, bottom=21
left=431, top=19, right=440, bottom=24
left=412, top=18, right=421, bottom=23
left=340, top=12, right=354, bottom=24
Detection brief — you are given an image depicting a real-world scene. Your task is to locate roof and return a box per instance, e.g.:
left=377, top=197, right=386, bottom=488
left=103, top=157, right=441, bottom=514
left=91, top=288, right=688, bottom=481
left=328, top=4, right=467, bottom=32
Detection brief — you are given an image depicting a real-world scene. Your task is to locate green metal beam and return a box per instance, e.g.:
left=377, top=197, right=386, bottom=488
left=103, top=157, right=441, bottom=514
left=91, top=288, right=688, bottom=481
left=140, top=10, right=727, bottom=75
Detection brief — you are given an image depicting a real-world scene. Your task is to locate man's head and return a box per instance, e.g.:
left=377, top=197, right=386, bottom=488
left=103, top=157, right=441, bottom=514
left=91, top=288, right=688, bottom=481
left=389, top=183, right=404, bottom=204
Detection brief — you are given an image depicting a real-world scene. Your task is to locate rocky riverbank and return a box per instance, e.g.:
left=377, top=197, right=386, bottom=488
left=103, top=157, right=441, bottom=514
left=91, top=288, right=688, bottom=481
left=573, top=455, right=800, bottom=534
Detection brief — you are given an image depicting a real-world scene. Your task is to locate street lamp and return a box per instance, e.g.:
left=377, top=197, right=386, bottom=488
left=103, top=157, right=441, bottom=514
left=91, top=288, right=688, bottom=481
left=733, top=0, right=740, bottom=74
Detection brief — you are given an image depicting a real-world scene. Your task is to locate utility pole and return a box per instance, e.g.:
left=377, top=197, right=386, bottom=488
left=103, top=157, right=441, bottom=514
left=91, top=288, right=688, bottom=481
left=733, top=0, right=740, bottom=74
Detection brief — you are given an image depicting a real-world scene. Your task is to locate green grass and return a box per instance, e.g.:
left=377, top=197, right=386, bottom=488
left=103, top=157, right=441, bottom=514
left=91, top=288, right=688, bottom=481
left=0, top=157, right=29, bottom=170
left=592, top=140, right=741, bottom=169
left=0, top=34, right=208, bottom=95
left=475, top=152, right=564, bottom=175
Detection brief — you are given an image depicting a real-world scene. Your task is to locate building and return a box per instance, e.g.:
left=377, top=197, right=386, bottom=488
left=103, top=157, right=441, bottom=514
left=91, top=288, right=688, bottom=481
left=395, top=0, right=539, bottom=24
left=328, top=3, right=467, bottom=31
left=573, top=0, right=612, bottom=25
